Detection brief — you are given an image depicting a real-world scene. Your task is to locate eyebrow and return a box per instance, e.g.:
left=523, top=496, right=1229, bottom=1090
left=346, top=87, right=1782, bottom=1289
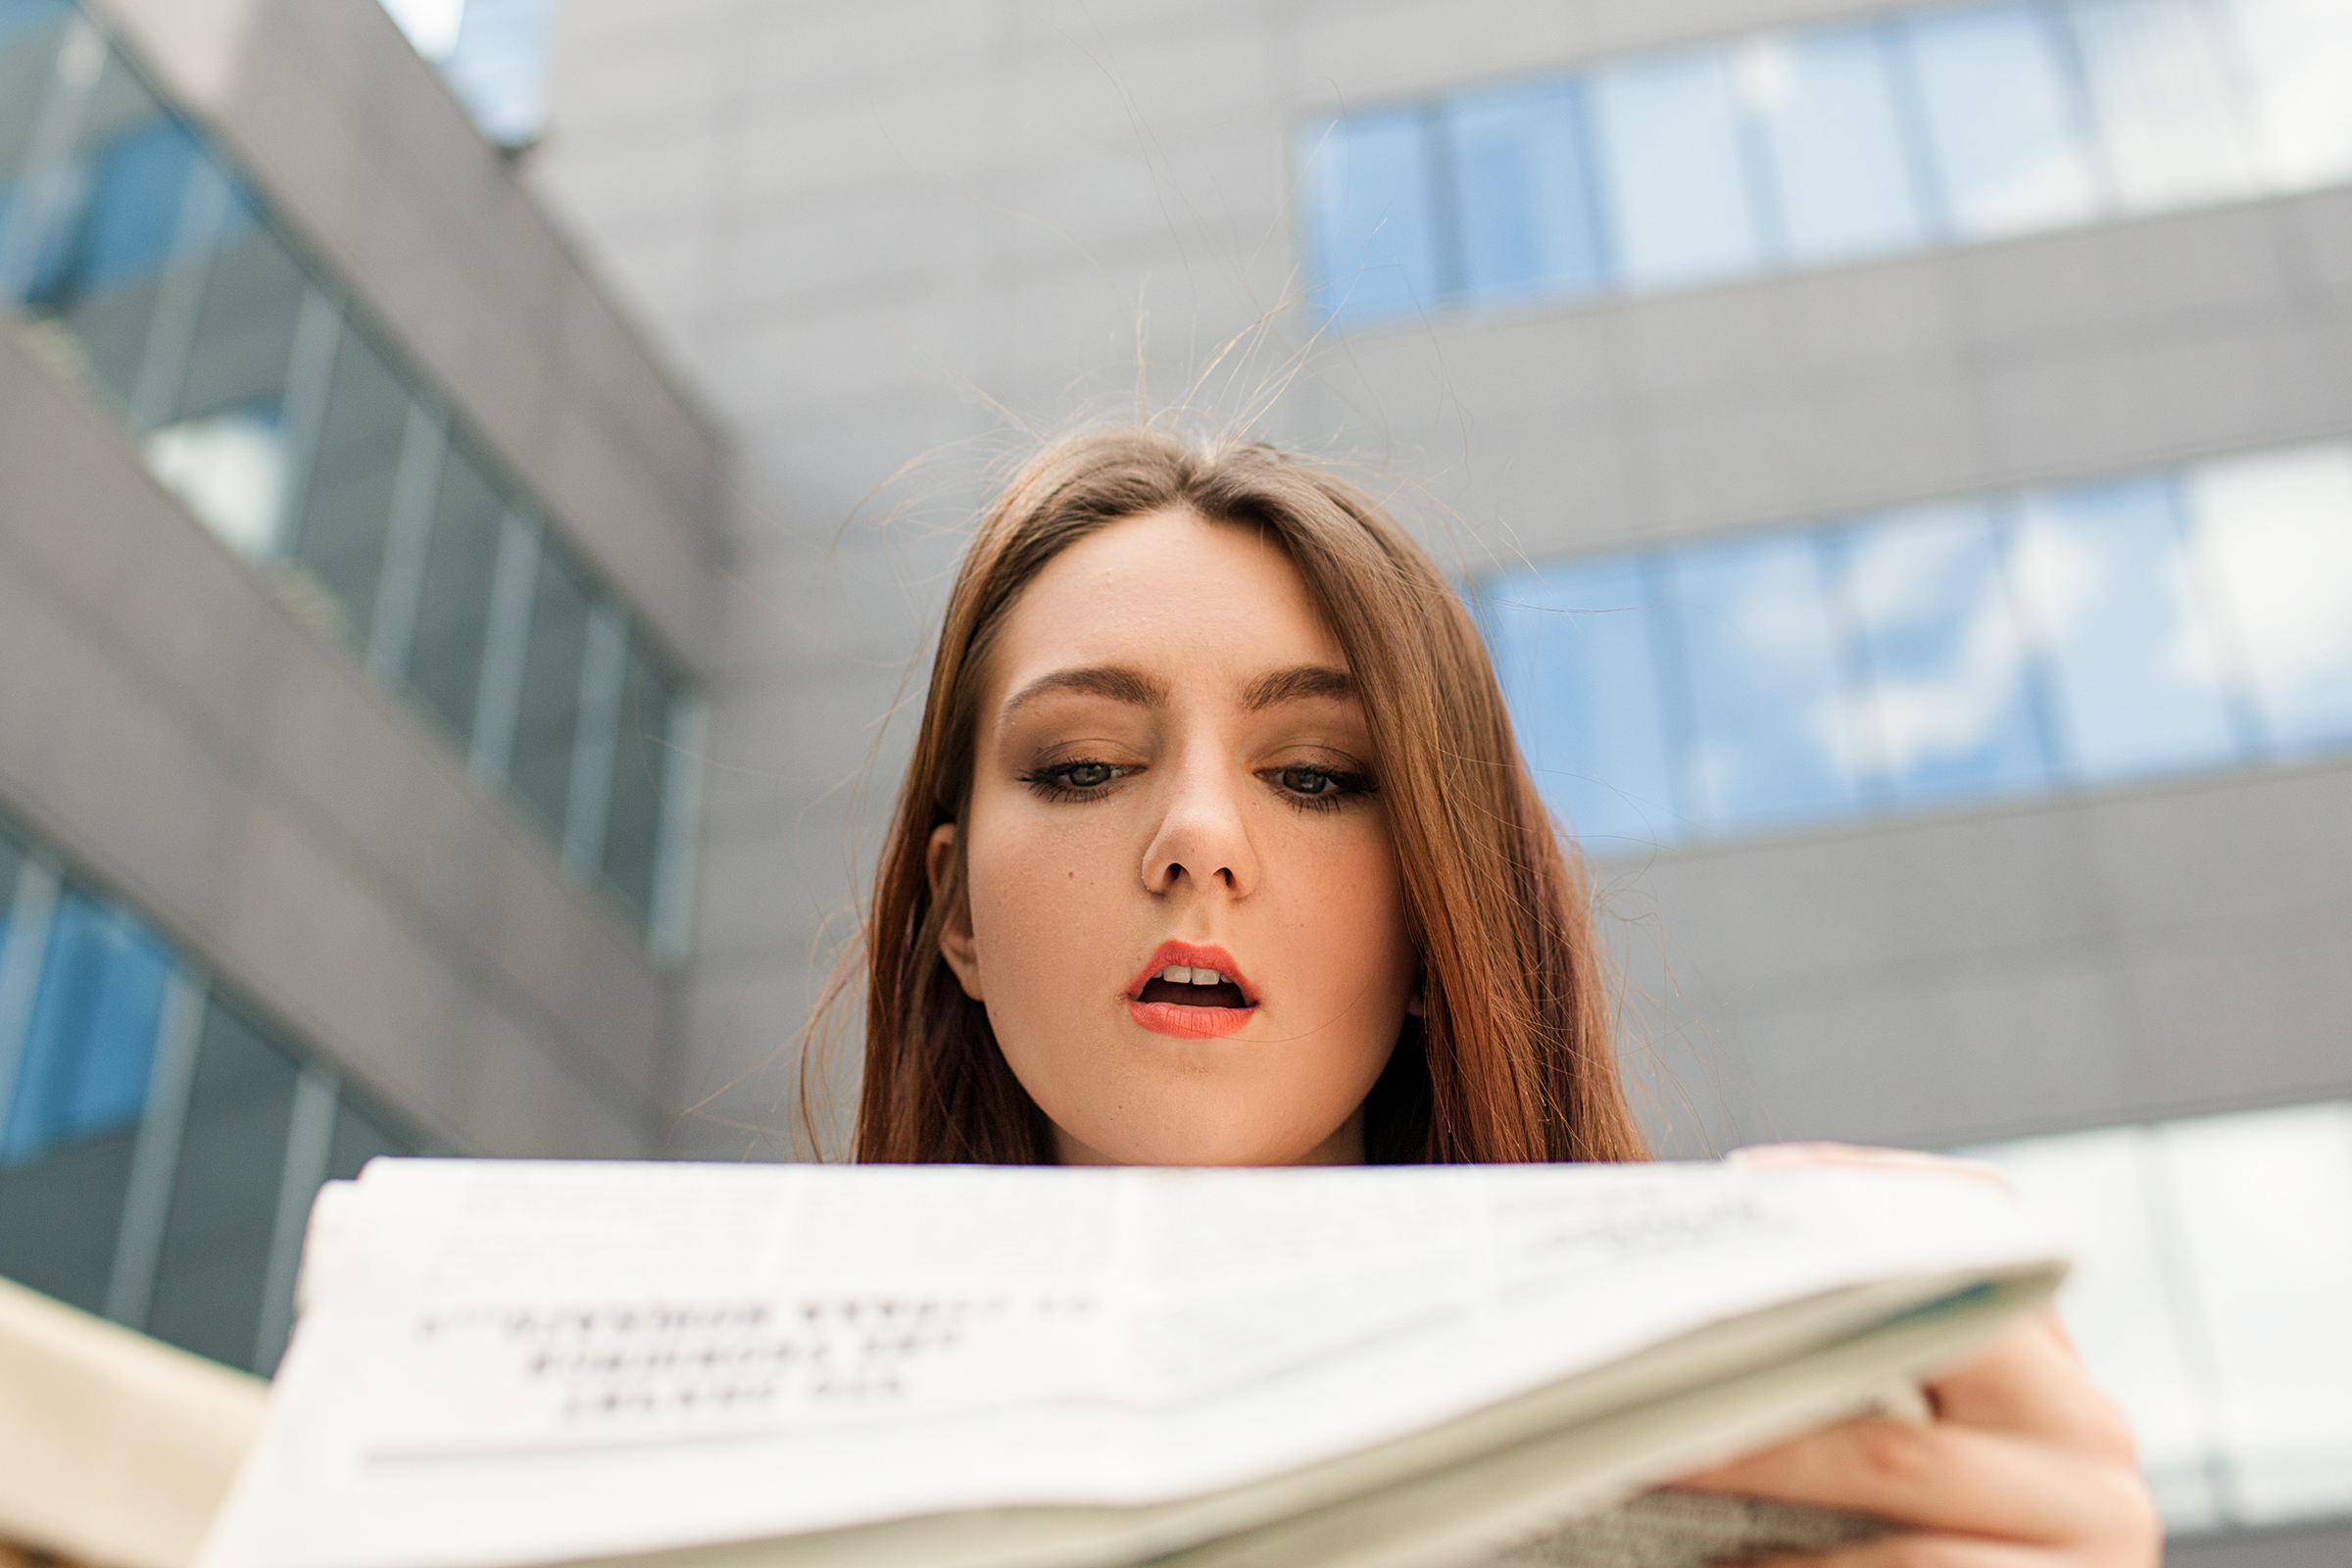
left=998, top=662, right=1355, bottom=721
left=1241, top=664, right=1355, bottom=710
left=1001, top=665, right=1170, bottom=719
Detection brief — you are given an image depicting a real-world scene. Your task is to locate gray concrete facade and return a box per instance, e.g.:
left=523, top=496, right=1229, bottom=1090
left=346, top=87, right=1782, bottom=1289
left=529, top=0, right=2352, bottom=1164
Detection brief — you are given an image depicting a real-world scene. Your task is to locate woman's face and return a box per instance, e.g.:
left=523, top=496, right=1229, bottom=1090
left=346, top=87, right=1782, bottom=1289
left=933, top=507, right=1419, bottom=1166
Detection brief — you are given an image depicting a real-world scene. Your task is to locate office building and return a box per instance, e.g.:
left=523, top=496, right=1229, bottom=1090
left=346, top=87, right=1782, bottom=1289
left=0, top=0, right=720, bottom=1377
left=528, top=0, right=2351, bottom=1560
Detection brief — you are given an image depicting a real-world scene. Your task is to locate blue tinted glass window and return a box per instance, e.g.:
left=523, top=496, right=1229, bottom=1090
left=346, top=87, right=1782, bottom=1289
left=1484, top=557, right=1683, bottom=851
left=2230, top=0, right=2352, bottom=189
left=602, top=633, right=678, bottom=929
left=1446, top=81, right=1607, bottom=303
left=1738, top=28, right=1928, bottom=265
left=1831, top=503, right=2051, bottom=805
left=404, top=439, right=506, bottom=743
left=2154, top=1104, right=2352, bottom=1524
left=23, top=57, right=205, bottom=407
left=144, top=1000, right=296, bottom=1370
left=2185, top=445, right=2352, bottom=753
left=1669, top=533, right=1861, bottom=832
left=0, top=892, right=171, bottom=1313
left=1591, top=49, right=1765, bottom=288
left=0, top=4, right=71, bottom=257
left=509, top=539, right=591, bottom=838
left=0, top=0, right=69, bottom=45
left=288, top=324, right=412, bottom=653
left=142, top=200, right=310, bottom=557
left=1903, top=5, right=2103, bottom=238
left=2, top=892, right=169, bottom=1162
left=2010, top=477, right=2244, bottom=782
left=2070, top=0, right=2252, bottom=211
left=1301, top=107, right=1445, bottom=322
left=53, top=116, right=195, bottom=291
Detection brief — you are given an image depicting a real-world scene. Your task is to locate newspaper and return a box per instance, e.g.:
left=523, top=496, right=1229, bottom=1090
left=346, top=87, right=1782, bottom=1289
left=200, top=1159, right=2067, bottom=1568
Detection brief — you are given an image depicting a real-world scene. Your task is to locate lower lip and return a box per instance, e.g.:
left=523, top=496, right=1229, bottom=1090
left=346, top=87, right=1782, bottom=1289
left=1127, top=998, right=1255, bottom=1040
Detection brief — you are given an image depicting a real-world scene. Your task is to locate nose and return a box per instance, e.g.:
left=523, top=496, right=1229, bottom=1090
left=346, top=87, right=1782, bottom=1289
left=1139, top=749, right=1258, bottom=900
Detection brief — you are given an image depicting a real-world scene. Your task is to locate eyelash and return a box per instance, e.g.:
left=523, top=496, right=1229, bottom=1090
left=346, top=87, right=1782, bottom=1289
left=1016, top=760, right=1377, bottom=814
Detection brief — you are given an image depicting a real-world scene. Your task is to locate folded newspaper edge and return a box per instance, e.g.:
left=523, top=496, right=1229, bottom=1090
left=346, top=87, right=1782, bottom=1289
left=202, top=1158, right=2071, bottom=1568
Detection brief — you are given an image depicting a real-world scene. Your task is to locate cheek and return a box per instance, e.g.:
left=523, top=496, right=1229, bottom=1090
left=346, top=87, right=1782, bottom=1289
left=1262, top=819, right=1417, bottom=1033
left=963, top=803, right=1127, bottom=1009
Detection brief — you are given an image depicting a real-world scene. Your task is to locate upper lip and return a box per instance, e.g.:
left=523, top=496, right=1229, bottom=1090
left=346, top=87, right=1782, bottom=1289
left=1126, top=941, right=1260, bottom=1006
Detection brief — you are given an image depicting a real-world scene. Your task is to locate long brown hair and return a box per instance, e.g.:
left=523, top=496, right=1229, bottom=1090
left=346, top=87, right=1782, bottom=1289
left=834, top=426, right=1645, bottom=1165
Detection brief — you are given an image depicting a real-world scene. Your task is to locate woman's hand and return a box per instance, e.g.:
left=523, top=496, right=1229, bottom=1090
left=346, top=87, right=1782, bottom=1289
left=1675, top=1143, right=2162, bottom=1566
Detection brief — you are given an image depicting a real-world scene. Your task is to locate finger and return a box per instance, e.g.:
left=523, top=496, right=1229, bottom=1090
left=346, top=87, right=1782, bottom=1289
left=1744, top=1536, right=2060, bottom=1568
left=1926, top=1318, right=2137, bottom=1462
left=1677, top=1416, right=2153, bottom=1547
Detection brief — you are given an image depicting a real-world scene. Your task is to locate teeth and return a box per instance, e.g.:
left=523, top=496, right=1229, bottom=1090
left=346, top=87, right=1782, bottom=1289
left=1156, top=966, right=1229, bottom=986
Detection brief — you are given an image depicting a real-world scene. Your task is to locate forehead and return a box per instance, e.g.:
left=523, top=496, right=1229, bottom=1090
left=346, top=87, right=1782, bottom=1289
left=988, top=508, right=1347, bottom=694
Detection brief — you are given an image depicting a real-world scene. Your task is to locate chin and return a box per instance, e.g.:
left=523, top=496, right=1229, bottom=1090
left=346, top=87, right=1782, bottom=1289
left=1064, top=1103, right=1356, bottom=1168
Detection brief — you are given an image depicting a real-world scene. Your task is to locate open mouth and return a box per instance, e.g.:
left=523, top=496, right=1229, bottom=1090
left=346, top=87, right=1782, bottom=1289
left=1126, top=946, right=1259, bottom=1039
left=1137, top=966, right=1250, bottom=1009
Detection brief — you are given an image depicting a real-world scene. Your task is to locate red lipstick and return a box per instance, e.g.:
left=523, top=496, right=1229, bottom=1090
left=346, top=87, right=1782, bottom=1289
left=1125, top=941, right=1258, bottom=1040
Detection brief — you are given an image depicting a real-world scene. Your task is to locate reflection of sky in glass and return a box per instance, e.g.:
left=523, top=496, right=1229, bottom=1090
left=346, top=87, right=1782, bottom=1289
left=1305, top=0, right=2352, bottom=326
left=2071, top=0, right=2253, bottom=211
left=442, top=0, right=556, bottom=148
left=2158, top=1104, right=2352, bottom=1523
left=1591, top=51, right=1762, bottom=288
left=1300, top=108, right=1444, bottom=323
left=1970, top=1102, right=2352, bottom=1532
left=1483, top=557, right=1682, bottom=851
left=1446, top=82, right=1607, bottom=302
left=1899, top=6, right=2103, bottom=237
left=2010, top=478, right=2244, bottom=782
left=2230, top=0, right=2352, bottom=188
left=1478, top=440, right=2352, bottom=856
left=2187, top=446, right=2352, bottom=752
left=141, top=406, right=286, bottom=556
left=379, top=0, right=464, bottom=60
left=1969, top=1127, right=2225, bottom=1529
left=1832, top=503, right=2051, bottom=805
left=1670, top=534, right=1860, bottom=833
left=1737, top=29, right=1927, bottom=265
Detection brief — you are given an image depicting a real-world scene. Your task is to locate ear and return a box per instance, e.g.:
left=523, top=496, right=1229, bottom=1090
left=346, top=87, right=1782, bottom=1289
left=928, top=822, right=984, bottom=1001
left=1405, top=962, right=1427, bottom=1018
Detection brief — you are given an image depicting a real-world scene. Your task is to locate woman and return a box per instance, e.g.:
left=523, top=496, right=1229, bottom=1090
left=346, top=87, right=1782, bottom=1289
left=829, top=426, right=2156, bottom=1564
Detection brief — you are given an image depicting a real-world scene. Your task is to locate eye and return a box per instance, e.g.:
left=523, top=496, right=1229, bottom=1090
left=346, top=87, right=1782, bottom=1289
left=1018, top=760, right=1131, bottom=802
left=1264, top=764, right=1375, bottom=811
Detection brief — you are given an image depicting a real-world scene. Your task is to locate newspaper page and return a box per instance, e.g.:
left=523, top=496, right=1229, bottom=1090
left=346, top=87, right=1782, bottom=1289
left=201, top=1159, right=2065, bottom=1568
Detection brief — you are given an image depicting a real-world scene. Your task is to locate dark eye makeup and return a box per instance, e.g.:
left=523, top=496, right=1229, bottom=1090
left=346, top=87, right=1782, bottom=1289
left=1016, top=759, right=1376, bottom=813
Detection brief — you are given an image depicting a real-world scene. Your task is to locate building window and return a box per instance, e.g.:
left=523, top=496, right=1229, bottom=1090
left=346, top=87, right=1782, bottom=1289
left=1480, top=441, right=2352, bottom=853
left=0, top=3, right=700, bottom=951
left=0, top=816, right=425, bottom=1375
left=1445, top=81, right=1609, bottom=304
left=1966, top=1101, right=2352, bottom=1533
left=1298, top=0, right=2352, bottom=324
